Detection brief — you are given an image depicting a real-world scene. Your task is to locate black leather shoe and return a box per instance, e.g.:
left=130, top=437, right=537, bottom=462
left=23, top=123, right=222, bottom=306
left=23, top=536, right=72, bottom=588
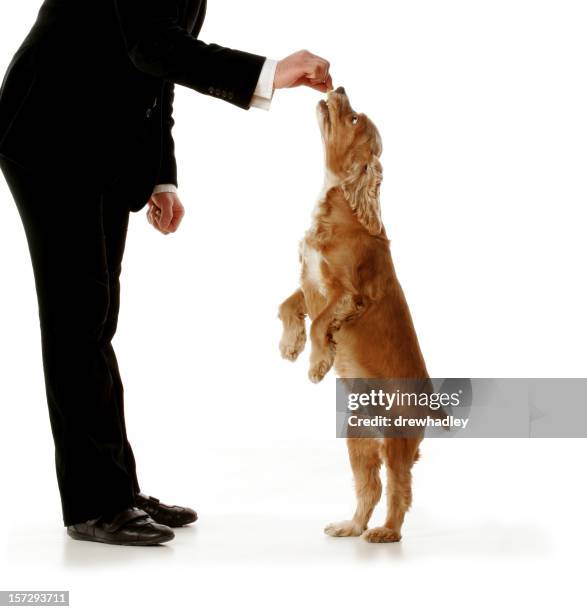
left=136, top=493, right=198, bottom=528
left=67, top=507, right=174, bottom=546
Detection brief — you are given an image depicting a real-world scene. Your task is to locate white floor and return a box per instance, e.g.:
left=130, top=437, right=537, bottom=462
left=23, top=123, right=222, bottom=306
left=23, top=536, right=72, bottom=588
left=1, top=439, right=584, bottom=611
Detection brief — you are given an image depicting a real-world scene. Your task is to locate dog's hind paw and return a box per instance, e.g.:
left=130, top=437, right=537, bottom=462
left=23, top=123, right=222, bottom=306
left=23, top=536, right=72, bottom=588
left=362, top=527, right=401, bottom=543
left=324, top=521, right=364, bottom=537
left=279, top=328, right=306, bottom=361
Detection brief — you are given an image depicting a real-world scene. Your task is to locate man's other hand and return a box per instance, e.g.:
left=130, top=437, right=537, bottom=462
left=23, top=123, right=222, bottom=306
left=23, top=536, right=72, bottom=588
left=274, top=50, right=333, bottom=93
left=147, top=191, right=185, bottom=235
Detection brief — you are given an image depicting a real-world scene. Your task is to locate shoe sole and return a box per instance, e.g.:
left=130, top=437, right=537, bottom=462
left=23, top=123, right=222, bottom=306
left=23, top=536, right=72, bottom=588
left=67, top=530, right=175, bottom=546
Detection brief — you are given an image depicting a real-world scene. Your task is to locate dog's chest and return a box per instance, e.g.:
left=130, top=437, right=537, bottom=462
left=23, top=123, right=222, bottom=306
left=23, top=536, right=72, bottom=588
left=300, top=182, right=340, bottom=298
left=300, top=238, right=326, bottom=296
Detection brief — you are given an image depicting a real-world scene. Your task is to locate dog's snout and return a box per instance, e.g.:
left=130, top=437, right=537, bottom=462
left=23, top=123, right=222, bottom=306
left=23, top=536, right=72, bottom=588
left=334, top=86, right=346, bottom=95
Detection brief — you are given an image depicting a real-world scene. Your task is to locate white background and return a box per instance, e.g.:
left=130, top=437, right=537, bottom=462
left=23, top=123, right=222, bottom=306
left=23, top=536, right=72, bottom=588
left=1, top=0, right=586, bottom=610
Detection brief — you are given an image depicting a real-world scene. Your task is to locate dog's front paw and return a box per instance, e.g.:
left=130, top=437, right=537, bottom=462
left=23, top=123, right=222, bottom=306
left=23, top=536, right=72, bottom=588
left=308, top=351, right=333, bottom=383
left=324, top=521, right=364, bottom=537
left=279, top=327, right=306, bottom=362
left=362, top=527, right=401, bottom=543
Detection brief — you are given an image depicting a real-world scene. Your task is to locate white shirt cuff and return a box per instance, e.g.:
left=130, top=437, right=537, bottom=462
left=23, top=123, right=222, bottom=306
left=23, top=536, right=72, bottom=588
left=250, top=58, right=277, bottom=111
left=153, top=184, right=178, bottom=194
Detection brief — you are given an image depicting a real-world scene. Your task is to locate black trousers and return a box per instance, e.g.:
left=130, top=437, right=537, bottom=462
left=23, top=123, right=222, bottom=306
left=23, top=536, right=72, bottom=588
left=1, top=155, right=140, bottom=526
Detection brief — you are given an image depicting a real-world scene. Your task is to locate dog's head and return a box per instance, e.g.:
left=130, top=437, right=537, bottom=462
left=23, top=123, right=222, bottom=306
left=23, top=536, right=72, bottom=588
left=317, top=87, right=383, bottom=235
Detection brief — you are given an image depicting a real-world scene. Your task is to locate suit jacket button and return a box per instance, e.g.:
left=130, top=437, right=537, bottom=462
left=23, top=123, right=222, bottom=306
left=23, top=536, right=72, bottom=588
left=208, top=86, right=214, bottom=94
left=146, top=108, right=152, bottom=118
left=215, top=88, right=221, bottom=96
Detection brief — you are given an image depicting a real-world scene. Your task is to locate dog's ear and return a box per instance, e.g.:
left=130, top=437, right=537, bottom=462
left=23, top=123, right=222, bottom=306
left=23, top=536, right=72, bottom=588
left=342, top=157, right=383, bottom=235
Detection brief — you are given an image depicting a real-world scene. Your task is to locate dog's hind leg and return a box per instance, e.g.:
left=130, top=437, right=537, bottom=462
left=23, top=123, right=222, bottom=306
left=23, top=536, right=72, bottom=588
left=363, top=438, right=421, bottom=543
left=324, top=439, right=382, bottom=537
left=278, top=288, right=307, bottom=361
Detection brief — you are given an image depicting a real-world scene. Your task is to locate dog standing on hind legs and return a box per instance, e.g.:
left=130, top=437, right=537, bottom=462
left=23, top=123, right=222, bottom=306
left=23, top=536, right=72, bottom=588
left=278, top=87, right=427, bottom=543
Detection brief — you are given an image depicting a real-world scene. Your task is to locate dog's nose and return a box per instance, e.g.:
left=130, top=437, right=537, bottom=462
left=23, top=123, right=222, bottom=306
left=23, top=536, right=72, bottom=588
left=335, top=86, right=346, bottom=95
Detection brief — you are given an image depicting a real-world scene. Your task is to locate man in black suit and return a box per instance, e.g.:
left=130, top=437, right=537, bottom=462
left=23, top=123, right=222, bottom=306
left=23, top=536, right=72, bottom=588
left=0, top=0, right=332, bottom=546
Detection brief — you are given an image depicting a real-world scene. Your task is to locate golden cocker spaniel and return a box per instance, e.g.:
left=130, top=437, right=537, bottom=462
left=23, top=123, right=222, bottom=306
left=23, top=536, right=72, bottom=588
left=278, top=87, right=429, bottom=543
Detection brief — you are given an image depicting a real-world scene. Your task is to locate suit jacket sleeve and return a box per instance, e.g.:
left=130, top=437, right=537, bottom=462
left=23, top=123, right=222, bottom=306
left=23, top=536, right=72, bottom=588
left=157, top=81, right=178, bottom=186
left=114, top=0, right=266, bottom=110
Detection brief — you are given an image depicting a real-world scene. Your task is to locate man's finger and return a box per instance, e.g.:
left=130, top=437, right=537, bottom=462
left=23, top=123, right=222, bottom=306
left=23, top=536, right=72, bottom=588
left=147, top=205, right=170, bottom=234
left=168, top=215, right=179, bottom=233
left=309, top=82, right=330, bottom=93
left=307, top=57, right=330, bottom=83
left=158, top=202, right=173, bottom=230
left=168, top=206, right=185, bottom=233
left=296, top=76, right=330, bottom=93
left=154, top=219, right=170, bottom=235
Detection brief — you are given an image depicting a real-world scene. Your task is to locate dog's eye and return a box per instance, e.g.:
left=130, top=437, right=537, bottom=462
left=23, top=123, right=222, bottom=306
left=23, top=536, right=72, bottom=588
left=351, top=114, right=359, bottom=125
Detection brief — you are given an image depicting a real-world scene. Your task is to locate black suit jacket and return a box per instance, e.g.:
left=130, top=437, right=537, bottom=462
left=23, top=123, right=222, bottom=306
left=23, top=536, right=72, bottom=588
left=0, top=0, right=266, bottom=210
